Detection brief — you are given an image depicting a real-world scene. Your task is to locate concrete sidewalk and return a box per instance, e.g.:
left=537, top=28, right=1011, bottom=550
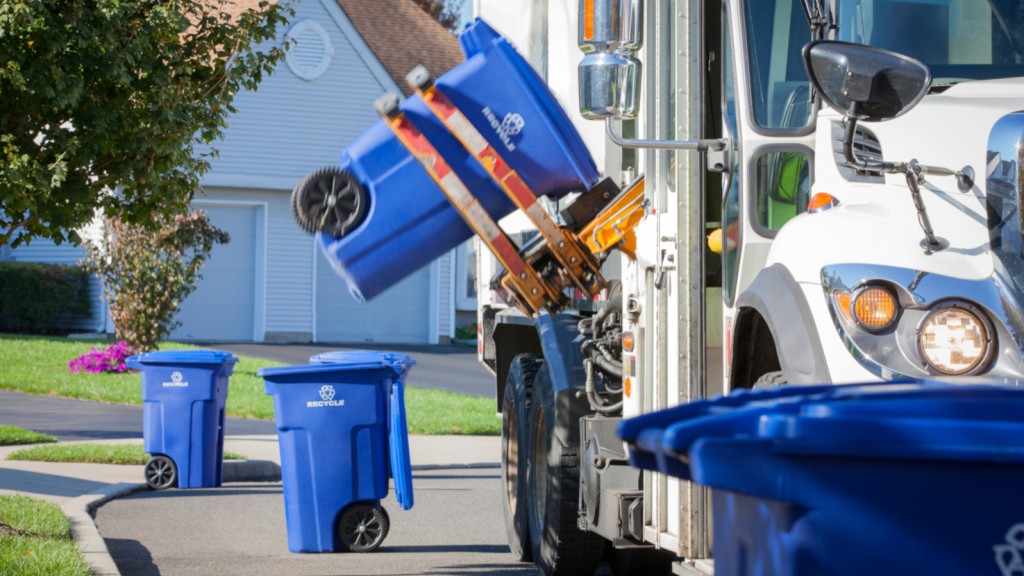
left=0, top=434, right=499, bottom=576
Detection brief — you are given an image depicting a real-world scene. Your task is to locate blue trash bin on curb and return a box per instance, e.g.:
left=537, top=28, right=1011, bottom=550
left=316, top=18, right=600, bottom=303
left=259, top=352, right=415, bottom=553
left=127, top=350, right=238, bottom=490
left=619, top=381, right=1024, bottom=576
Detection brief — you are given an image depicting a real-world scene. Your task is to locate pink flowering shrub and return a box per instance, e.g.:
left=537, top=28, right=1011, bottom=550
left=68, top=341, right=136, bottom=374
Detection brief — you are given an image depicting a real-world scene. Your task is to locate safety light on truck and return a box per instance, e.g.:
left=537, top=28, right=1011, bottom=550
left=808, top=192, right=839, bottom=212
left=918, top=303, right=993, bottom=375
left=852, top=286, right=897, bottom=332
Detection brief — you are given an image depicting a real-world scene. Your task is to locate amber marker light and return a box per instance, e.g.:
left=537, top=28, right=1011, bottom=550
left=852, top=286, right=898, bottom=331
left=624, top=377, right=632, bottom=398
left=582, top=0, right=595, bottom=41
left=834, top=291, right=853, bottom=324
left=622, top=332, right=635, bottom=352
left=807, top=192, right=839, bottom=212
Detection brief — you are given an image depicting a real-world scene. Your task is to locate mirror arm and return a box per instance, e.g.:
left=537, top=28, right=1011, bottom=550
left=607, top=119, right=725, bottom=151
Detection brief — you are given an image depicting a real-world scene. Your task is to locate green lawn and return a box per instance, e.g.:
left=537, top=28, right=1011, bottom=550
left=0, top=425, right=57, bottom=446
left=0, top=334, right=499, bottom=436
left=7, top=444, right=246, bottom=465
left=0, top=494, right=90, bottom=576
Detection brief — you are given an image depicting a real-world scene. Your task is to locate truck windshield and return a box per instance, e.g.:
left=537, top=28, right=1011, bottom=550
left=835, top=0, right=1024, bottom=85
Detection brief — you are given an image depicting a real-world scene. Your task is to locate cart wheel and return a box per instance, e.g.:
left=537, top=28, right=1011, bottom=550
left=337, top=503, right=389, bottom=552
left=144, top=455, right=177, bottom=490
left=291, top=167, right=368, bottom=238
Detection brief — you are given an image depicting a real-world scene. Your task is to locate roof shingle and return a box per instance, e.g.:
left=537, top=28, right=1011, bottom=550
left=336, top=0, right=465, bottom=96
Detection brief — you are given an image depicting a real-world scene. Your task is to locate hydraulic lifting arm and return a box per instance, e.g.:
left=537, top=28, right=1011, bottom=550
left=377, top=66, right=645, bottom=318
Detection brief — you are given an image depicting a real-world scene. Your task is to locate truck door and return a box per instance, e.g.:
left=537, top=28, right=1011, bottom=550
left=720, top=0, right=817, bottom=386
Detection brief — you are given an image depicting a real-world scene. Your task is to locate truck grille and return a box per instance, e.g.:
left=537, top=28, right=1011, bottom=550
left=832, top=121, right=885, bottom=183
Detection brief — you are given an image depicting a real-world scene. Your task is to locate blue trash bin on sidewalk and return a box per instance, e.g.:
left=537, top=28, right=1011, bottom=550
left=315, top=18, right=600, bottom=302
left=619, top=381, right=1024, bottom=576
left=127, top=350, right=238, bottom=490
left=259, top=352, right=415, bottom=553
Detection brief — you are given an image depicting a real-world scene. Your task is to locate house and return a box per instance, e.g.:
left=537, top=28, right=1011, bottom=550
left=7, top=0, right=475, bottom=345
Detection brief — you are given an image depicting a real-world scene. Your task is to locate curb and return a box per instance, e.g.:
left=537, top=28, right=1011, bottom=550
left=62, top=482, right=143, bottom=576
left=63, top=460, right=282, bottom=576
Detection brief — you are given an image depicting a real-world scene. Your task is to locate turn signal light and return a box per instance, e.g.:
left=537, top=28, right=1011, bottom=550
left=852, top=286, right=898, bottom=331
left=808, top=192, right=839, bottom=212
left=622, top=332, right=635, bottom=351
left=834, top=291, right=853, bottom=324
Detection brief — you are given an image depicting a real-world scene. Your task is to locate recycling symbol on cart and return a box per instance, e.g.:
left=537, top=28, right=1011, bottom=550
left=171, top=372, right=183, bottom=384
left=995, top=523, right=1024, bottom=575
left=500, top=113, right=525, bottom=137
left=319, top=385, right=336, bottom=402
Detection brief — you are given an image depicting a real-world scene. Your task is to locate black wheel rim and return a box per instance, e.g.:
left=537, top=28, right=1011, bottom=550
left=295, top=169, right=366, bottom=237
left=339, top=505, right=387, bottom=552
left=145, top=456, right=176, bottom=490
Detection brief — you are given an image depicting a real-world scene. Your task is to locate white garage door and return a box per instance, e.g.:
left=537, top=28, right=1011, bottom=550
left=315, top=255, right=431, bottom=344
left=171, top=205, right=259, bottom=341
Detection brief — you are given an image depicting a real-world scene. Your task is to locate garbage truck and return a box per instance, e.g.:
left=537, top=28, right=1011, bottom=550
left=293, top=1, right=1024, bottom=574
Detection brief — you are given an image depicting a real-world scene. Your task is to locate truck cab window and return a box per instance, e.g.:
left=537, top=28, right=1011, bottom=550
left=743, top=0, right=814, bottom=130
left=754, top=150, right=811, bottom=232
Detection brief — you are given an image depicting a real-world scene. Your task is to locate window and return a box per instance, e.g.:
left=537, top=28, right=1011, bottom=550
left=743, top=0, right=814, bottom=130
left=753, top=150, right=811, bottom=232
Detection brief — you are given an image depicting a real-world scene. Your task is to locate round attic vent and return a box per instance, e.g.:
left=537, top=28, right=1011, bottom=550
left=285, top=19, right=334, bottom=81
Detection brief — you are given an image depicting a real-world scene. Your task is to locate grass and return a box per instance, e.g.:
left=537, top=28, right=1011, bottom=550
left=0, top=425, right=57, bottom=446
left=0, top=333, right=499, bottom=436
left=0, top=494, right=90, bottom=576
left=7, top=444, right=247, bottom=465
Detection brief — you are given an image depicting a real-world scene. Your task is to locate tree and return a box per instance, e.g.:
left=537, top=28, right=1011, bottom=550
left=82, top=210, right=229, bottom=352
left=411, top=0, right=465, bottom=34
left=0, top=0, right=291, bottom=248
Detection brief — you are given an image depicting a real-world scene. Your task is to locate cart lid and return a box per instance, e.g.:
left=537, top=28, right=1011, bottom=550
left=127, top=350, right=237, bottom=368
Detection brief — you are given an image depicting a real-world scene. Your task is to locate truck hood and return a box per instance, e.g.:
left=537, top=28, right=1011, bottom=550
left=776, top=76, right=1024, bottom=287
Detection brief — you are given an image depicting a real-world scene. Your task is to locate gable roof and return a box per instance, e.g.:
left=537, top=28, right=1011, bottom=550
left=336, top=0, right=465, bottom=96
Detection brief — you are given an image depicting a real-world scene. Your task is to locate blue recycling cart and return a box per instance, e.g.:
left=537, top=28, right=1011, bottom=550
left=619, top=381, right=1024, bottom=576
left=316, top=18, right=600, bottom=302
left=259, top=352, right=415, bottom=553
left=127, top=350, right=238, bottom=490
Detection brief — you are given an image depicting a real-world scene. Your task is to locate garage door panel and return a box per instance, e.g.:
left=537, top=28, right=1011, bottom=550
left=316, top=255, right=430, bottom=344
left=171, top=205, right=258, bottom=341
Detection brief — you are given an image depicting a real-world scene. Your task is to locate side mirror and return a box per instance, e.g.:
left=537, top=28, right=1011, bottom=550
left=803, top=40, right=931, bottom=122
left=577, top=0, right=642, bottom=120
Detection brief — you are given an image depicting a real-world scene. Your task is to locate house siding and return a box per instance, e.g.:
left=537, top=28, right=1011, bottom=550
left=200, top=0, right=399, bottom=188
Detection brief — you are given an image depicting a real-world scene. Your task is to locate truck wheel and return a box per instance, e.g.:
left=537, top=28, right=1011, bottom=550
left=527, top=368, right=605, bottom=576
left=502, top=355, right=542, bottom=562
left=753, top=370, right=787, bottom=389
left=291, top=167, right=368, bottom=237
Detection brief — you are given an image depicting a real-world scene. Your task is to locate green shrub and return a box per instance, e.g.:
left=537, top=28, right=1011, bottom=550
left=81, top=211, right=229, bottom=352
left=0, top=262, right=90, bottom=334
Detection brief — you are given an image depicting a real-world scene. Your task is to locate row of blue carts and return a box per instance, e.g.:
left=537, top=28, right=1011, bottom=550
left=128, top=349, right=413, bottom=553
left=129, top=347, right=1024, bottom=575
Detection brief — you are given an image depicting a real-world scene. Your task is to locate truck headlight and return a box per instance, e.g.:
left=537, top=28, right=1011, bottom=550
left=917, top=302, right=994, bottom=375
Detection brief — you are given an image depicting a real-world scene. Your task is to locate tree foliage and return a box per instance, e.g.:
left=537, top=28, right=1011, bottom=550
left=82, top=210, right=229, bottom=352
left=0, top=0, right=291, bottom=248
left=411, top=0, right=464, bottom=34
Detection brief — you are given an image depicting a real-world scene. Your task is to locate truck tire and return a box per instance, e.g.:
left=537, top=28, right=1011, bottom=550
left=527, top=368, right=605, bottom=576
left=502, top=354, right=541, bottom=562
left=753, top=370, right=787, bottom=389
